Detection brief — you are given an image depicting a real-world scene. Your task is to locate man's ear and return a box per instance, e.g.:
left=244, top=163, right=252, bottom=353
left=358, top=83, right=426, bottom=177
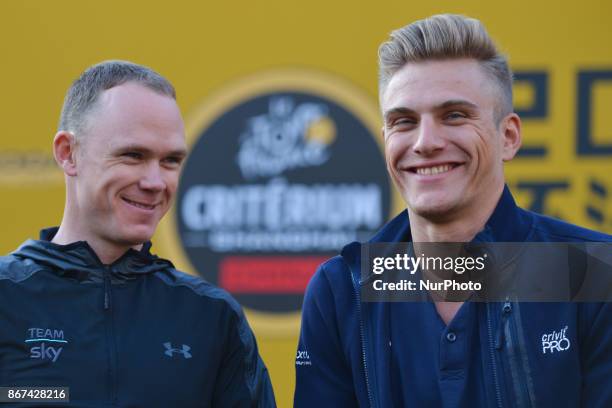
left=500, top=113, right=522, bottom=162
left=53, top=131, right=79, bottom=176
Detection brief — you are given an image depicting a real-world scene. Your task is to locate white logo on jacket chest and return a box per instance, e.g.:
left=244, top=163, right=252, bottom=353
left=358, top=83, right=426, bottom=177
left=163, top=342, right=192, bottom=359
left=295, top=349, right=312, bottom=366
left=26, top=327, right=67, bottom=363
left=541, top=326, right=571, bottom=354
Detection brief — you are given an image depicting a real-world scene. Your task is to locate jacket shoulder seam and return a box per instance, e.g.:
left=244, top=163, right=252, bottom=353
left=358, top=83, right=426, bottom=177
left=0, top=256, right=45, bottom=283
left=153, top=268, right=241, bottom=307
left=531, top=225, right=611, bottom=242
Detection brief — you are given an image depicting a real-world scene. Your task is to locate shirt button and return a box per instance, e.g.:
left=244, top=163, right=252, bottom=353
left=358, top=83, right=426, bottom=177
left=446, top=332, right=457, bottom=342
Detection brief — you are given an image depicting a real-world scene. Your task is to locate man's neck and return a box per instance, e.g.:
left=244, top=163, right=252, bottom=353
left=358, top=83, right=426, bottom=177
left=408, top=184, right=505, bottom=243
left=51, top=223, right=143, bottom=265
left=410, top=184, right=505, bottom=326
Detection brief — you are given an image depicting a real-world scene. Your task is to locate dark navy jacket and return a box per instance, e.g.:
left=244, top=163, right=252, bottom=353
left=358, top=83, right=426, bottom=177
left=294, top=186, right=612, bottom=407
left=0, top=228, right=276, bottom=407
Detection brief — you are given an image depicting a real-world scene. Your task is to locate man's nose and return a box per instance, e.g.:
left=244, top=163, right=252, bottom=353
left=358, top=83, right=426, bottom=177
left=412, top=117, right=446, bottom=156
left=139, top=162, right=166, bottom=191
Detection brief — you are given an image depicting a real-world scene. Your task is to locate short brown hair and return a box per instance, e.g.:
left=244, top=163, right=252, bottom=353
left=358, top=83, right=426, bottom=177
left=58, top=60, right=176, bottom=137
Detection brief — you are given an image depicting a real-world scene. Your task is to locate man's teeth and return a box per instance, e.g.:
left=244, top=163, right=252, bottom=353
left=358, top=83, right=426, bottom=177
left=416, top=164, right=453, bottom=175
left=124, top=198, right=154, bottom=210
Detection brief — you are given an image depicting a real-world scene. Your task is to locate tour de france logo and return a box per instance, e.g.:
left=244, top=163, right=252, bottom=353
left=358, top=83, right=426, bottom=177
left=159, top=70, right=392, bottom=325
left=236, top=96, right=333, bottom=180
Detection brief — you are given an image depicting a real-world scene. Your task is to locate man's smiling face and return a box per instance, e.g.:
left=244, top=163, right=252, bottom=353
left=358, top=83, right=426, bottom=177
left=382, top=58, right=512, bottom=222
left=73, top=82, right=187, bottom=248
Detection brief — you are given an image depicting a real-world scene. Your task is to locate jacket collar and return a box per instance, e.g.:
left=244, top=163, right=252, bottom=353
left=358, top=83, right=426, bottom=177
left=12, top=227, right=172, bottom=283
left=342, top=185, right=533, bottom=263
left=373, top=184, right=530, bottom=243
left=471, top=185, right=533, bottom=243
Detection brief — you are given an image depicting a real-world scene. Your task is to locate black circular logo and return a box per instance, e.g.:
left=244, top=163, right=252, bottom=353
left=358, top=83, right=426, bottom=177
left=159, top=70, right=392, bottom=329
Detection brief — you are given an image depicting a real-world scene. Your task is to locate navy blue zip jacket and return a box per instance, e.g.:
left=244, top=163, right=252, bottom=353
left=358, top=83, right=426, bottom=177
left=294, top=186, right=612, bottom=407
left=0, top=228, right=276, bottom=407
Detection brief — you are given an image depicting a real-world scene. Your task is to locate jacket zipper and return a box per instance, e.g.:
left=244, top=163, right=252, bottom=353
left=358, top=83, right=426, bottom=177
left=104, top=267, right=117, bottom=406
left=495, top=300, right=512, bottom=349
left=487, top=302, right=504, bottom=408
left=351, top=272, right=375, bottom=408
left=104, top=268, right=111, bottom=310
left=497, top=301, right=536, bottom=407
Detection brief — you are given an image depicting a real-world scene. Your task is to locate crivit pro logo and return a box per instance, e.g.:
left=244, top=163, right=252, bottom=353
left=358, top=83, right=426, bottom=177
left=169, top=70, right=391, bottom=317
left=541, top=326, right=571, bottom=354
left=26, top=327, right=67, bottom=363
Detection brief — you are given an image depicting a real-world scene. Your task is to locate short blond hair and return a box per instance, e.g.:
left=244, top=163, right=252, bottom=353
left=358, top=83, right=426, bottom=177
left=378, top=14, right=513, bottom=122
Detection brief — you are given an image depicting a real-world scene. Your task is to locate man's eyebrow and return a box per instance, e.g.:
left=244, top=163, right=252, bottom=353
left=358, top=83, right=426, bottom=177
left=434, top=99, right=479, bottom=110
left=113, top=144, right=148, bottom=152
left=112, top=144, right=188, bottom=157
left=166, top=148, right=188, bottom=158
left=383, top=100, right=479, bottom=122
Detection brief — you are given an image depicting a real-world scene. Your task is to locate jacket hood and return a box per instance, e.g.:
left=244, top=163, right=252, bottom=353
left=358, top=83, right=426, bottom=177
left=11, top=227, right=173, bottom=283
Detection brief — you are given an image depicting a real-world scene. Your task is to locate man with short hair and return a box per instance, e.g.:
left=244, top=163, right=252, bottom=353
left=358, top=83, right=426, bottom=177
left=0, top=60, right=275, bottom=407
left=294, top=14, right=611, bottom=407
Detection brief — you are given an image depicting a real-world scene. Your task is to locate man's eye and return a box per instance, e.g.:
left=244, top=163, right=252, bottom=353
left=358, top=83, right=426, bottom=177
left=392, top=118, right=416, bottom=128
left=164, top=157, right=182, bottom=165
left=445, top=111, right=467, bottom=120
left=123, top=152, right=142, bottom=159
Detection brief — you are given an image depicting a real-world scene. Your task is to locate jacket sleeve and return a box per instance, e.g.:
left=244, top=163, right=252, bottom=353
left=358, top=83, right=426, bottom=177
left=580, top=302, right=612, bottom=406
left=294, top=262, right=359, bottom=407
left=212, top=304, right=276, bottom=407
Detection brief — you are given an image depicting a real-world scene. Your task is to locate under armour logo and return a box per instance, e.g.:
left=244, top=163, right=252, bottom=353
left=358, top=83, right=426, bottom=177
left=163, top=342, right=192, bottom=359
